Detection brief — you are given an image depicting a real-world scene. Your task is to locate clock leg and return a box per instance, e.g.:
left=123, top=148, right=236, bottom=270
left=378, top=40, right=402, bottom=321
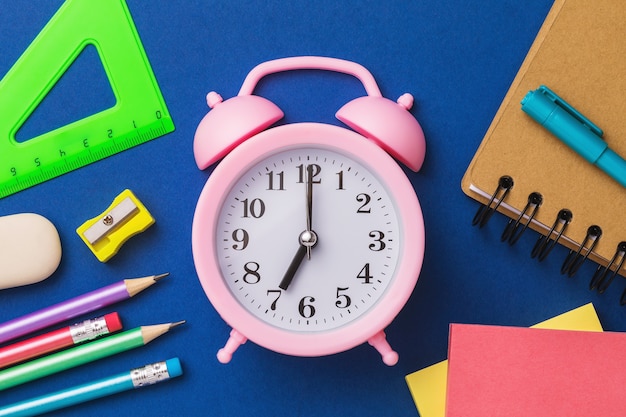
left=367, top=330, right=399, bottom=366
left=217, top=328, right=247, bottom=364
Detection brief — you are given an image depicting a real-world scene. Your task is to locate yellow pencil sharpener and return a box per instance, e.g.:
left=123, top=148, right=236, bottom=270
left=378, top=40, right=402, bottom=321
left=76, top=189, right=155, bottom=262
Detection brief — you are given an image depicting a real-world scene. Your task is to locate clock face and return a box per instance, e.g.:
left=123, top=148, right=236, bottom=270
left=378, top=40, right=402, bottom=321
left=214, top=145, right=401, bottom=333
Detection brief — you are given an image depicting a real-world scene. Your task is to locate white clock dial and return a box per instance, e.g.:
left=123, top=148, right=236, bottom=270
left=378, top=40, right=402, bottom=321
left=215, top=145, right=401, bottom=332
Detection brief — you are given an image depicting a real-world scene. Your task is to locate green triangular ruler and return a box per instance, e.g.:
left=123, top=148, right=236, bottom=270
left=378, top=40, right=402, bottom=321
left=0, top=0, right=175, bottom=198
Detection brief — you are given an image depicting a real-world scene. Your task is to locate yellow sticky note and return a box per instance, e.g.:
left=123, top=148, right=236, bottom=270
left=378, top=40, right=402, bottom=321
left=405, top=303, right=603, bottom=417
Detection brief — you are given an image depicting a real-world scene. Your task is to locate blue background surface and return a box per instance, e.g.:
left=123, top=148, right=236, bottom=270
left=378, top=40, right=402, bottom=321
left=4, top=1, right=623, bottom=416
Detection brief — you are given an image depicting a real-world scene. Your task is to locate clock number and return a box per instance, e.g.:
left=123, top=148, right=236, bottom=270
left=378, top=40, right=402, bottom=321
left=243, top=261, right=261, bottom=284
left=356, top=193, right=371, bottom=213
left=267, top=289, right=282, bottom=311
left=368, top=230, right=386, bottom=251
left=231, top=229, right=249, bottom=250
left=335, top=287, right=352, bottom=308
left=266, top=170, right=285, bottom=190
left=298, top=296, right=316, bottom=318
left=296, top=163, right=321, bottom=184
left=357, top=263, right=373, bottom=284
left=336, top=170, right=345, bottom=190
left=241, top=198, right=266, bottom=218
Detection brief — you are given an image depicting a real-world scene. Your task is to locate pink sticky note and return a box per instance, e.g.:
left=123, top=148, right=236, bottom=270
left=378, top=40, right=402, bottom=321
left=446, top=324, right=626, bottom=417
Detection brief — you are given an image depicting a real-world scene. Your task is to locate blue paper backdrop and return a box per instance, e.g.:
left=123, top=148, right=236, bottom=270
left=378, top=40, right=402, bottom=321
left=4, top=1, right=621, bottom=416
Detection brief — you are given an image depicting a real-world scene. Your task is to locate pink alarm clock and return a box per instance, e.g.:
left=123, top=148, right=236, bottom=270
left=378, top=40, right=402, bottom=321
left=192, top=56, right=425, bottom=365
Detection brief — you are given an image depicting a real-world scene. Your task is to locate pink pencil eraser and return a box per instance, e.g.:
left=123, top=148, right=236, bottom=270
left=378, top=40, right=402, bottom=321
left=103, top=312, right=123, bottom=333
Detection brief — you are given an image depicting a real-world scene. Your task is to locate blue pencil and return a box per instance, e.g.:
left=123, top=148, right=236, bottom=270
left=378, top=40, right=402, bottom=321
left=0, top=358, right=182, bottom=417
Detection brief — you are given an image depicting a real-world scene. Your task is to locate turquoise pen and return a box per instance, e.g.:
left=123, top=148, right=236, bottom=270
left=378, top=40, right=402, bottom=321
left=521, top=85, right=626, bottom=188
left=0, top=358, right=182, bottom=417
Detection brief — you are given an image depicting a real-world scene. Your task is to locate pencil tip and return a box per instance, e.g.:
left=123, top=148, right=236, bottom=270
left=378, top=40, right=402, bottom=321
left=169, top=320, right=186, bottom=330
left=153, top=272, right=170, bottom=282
left=141, top=321, right=186, bottom=344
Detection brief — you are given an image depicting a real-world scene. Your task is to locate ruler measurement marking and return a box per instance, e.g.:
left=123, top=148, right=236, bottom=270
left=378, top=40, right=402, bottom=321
left=0, top=118, right=169, bottom=198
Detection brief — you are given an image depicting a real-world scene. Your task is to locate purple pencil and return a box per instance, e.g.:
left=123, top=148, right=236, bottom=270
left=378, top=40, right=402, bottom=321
left=0, top=273, right=168, bottom=345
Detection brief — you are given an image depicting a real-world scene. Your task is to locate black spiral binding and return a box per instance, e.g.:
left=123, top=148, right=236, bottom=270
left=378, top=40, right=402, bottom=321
left=587, top=242, right=626, bottom=306
left=501, top=192, right=543, bottom=245
left=530, top=209, right=572, bottom=261
left=561, top=225, right=602, bottom=277
left=590, top=241, right=626, bottom=294
left=471, top=177, right=626, bottom=304
left=472, top=175, right=513, bottom=228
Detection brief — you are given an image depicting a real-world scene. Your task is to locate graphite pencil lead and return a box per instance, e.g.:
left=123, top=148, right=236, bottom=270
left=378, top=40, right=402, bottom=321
left=169, top=320, right=186, bottom=330
left=153, top=272, right=170, bottom=282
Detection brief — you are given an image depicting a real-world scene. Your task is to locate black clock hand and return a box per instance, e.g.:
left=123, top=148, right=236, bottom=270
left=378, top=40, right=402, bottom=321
left=279, top=244, right=307, bottom=290
left=279, top=230, right=318, bottom=291
left=305, top=164, right=314, bottom=259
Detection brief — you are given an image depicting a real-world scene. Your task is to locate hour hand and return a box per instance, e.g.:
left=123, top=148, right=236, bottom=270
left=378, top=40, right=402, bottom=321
left=279, top=230, right=317, bottom=291
left=279, top=244, right=307, bottom=290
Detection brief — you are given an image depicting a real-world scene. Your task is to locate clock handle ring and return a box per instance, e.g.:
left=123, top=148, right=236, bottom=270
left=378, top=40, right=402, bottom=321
left=238, top=56, right=383, bottom=98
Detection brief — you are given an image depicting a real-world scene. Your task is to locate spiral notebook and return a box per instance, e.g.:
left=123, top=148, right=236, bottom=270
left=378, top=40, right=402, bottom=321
left=461, top=0, right=626, bottom=297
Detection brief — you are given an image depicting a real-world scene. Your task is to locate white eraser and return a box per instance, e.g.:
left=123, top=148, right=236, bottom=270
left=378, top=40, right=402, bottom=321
left=0, top=213, right=62, bottom=290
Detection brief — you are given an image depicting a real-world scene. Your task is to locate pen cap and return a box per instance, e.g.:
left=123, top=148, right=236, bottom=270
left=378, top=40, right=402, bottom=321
left=522, top=87, right=607, bottom=164
left=521, top=89, right=556, bottom=125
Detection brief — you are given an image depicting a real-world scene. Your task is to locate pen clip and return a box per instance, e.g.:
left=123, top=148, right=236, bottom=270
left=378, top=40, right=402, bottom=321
left=536, top=85, right=603, bottom=137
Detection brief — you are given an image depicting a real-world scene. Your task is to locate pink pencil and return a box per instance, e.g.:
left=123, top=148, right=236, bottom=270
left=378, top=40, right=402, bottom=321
left=0, top=312, right=122, bottom=369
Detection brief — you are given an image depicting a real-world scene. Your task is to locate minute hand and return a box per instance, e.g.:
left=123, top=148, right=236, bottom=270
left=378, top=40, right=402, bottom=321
left=305, top=164, right=314, bottom=259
